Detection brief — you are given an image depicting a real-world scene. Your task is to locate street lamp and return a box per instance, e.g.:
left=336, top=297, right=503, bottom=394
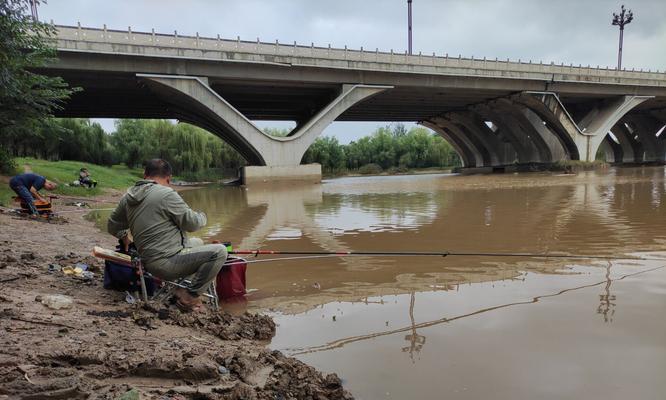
left=29, top=0, right=39, bottom=21
left=407, top=0, right=413, bottom=55
left=612, top=5, right=633, bottom=70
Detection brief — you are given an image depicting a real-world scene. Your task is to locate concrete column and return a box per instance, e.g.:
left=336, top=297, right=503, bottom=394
left=610, top=121, right=641, bottom=163
left=520, top=108, right=570, bottom=161
left=511, top=93, right=581, bottom=160
left=470, top=104, right=541, bottom=163
left=446, top=111, right=517, bottom=165
left=431, top=116, right=493, bottom=166
left=653, top=112, right=666, bottom=161
left=490, top=99, right=555, bottom=163
left=516, top=92, right=653, bottom=162
left=420, top=120, right=478, bottom=167
left=577, top=97, right=653, bottom=161
left=624, top=115, right=665, bottom=161
left=600, top=136, right=623, bottom=163
left=138, top=74, right=391, bottom=183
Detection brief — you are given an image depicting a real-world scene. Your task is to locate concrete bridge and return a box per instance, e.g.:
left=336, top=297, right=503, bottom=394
left=43, top=24, right=666, bottom=182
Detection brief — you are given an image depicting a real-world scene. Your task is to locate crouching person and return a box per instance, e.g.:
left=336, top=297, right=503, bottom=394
left=107, top=159, right=226, bottom=312
left=9, top=173, right=57, bottom=215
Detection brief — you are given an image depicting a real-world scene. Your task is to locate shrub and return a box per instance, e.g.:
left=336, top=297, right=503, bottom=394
left=358, top=163, right=383, bottom=175
left=0, top=148, right=17, bottom=175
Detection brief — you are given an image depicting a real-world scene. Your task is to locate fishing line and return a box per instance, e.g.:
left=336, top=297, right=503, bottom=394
left=228, top=249, right=666, bottom=262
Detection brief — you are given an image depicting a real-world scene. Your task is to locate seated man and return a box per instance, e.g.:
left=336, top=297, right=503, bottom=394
left=107, top=159, right=226, bottom=311
left=79, top=168, right=97, bottom=188
left=9, top=173, right=57, bottom=215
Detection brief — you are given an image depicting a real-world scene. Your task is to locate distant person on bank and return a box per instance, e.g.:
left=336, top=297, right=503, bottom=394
left=107, top=159, right=226, bottom=311
left=8, top=173, right=57, bottom=215
left=79, top=167, right=97, bottom=188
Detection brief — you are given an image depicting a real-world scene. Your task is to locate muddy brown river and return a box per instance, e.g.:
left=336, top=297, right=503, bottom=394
left=172, top=168, right=666, bottom=398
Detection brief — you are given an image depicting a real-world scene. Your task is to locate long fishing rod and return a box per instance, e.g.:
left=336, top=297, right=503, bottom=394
left=229, top=249, right=666, bottom=262
left=56, top=208, right=116, bottom=213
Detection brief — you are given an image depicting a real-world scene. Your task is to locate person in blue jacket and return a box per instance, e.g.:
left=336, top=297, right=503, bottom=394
left=8, top=173, right=57, bottom=215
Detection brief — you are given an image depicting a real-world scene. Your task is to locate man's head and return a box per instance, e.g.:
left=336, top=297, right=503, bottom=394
left=144, top=159, right=173, bottom=185
left=44, top=180, right=57, bottom=190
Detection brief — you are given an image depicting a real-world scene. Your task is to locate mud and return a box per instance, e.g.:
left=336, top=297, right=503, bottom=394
left=0, top=196, right=353, bottom=399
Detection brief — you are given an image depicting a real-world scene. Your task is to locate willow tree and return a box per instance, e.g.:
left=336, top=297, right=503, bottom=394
left=0, top=0, right=75, bottom=172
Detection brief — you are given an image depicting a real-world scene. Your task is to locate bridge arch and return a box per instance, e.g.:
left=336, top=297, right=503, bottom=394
left=141, top=74, right=390, bottom=167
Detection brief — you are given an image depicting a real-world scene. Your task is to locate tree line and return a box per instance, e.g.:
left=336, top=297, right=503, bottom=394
left=303, top=125, right=461, bottom=174
left=0, top=118, right=246, bottom=177
left=1, top=118, right=461, bottom=177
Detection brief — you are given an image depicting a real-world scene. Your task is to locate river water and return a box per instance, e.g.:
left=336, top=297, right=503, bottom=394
left=170, top=168, right=665, bottom=398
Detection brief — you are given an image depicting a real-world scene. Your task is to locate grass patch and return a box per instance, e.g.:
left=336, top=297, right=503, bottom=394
left=13, top=158, right=143, bottom=197
left=0, top=186, right=14, bottom=207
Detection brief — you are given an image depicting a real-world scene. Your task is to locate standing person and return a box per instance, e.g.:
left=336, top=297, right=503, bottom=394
left=8, top=173, right=57, bottom=215
left=107, top=159, right=226, bottom=311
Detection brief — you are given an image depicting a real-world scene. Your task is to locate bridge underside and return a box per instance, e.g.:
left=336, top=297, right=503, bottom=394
left=46, top=69, right=666, bottom=171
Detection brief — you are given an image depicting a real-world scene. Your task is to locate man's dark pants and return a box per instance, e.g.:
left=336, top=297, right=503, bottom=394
left=9, top=178, right=38, bottom=215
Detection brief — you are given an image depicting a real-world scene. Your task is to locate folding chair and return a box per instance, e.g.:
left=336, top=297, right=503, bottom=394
left=93, top=246, right=219, bottom=309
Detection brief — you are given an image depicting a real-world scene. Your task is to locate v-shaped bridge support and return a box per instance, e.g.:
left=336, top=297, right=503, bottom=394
left=139, top=74, right=391, bottom=183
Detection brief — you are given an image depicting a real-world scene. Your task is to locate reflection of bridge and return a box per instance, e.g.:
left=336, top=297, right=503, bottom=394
left=44, top=25, right=666, bottom=182
left=211, top=184, right=386, bottom=271
left=191, top=172, right=666, bottom=312
left=288, top=265, right=663, bottom=356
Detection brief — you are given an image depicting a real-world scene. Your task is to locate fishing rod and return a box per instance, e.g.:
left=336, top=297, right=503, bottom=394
left=229, top=249, right=666, bottom=262
left=56, top=208, right=116, bottom=213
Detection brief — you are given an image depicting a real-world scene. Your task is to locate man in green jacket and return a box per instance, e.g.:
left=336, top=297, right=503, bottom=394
left=107, top=159, right=226, bottom=311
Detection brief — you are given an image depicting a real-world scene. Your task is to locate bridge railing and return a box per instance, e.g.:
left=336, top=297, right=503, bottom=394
left=54, top=24, right=666, bottom=87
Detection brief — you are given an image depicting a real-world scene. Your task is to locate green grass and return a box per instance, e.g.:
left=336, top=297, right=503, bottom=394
left=5, top=158, right=143, bottom=201
left=0, top=186, right=14, bottom=207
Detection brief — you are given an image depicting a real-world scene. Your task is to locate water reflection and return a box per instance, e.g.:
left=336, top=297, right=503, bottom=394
left=280, top=263, right=664, bottom=357
left=178, top=167, right=666, bottom=313
left=272, top=262, right=666, bottom=400
left=402, top=292, right=426, bottom=363
left=597, top=262, right=616, bottom=323
left=93, top=168, right=666, bottom=399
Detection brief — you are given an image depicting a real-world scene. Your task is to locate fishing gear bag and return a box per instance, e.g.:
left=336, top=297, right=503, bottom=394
left=216, top=256, right=247, bottom=300
left=103, top=242, right=157, bottom=296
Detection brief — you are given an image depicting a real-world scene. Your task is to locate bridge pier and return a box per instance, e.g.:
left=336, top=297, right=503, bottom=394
left=446, top=112, right=517, bottom=165
left=139, top=74, right=390, bottom=184
left=421, top=118, right=484, bottom=167
left=422, top=92, right=660, bottom=171
left=517, top=92, right=653, bottom=162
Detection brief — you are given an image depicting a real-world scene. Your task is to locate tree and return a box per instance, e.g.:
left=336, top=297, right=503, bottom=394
left=0, top=0, right=75, bottom=172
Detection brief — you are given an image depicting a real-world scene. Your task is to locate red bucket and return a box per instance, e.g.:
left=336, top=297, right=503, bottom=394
left=216, top=256, right=247, bottom=300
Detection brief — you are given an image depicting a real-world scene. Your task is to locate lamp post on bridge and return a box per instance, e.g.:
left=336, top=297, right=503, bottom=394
left=29, top=0, right=39, bottom=21
left=612, top=4, right=633, bottom=70
left=407, top=0, right=413, bottom=55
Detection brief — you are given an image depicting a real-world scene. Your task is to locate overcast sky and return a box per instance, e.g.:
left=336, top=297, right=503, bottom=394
left=40, top=0, right=666, bottom=143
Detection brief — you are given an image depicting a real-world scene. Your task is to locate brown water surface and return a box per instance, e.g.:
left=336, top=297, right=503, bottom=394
left=178, top=167, right=666, bottom=399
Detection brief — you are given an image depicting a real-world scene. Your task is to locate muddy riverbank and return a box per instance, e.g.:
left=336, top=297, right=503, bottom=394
left=0, top=198, right=353, bottom=399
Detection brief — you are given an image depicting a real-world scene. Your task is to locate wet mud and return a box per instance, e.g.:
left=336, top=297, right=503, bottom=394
left=0, top=199, right=353, bottom=399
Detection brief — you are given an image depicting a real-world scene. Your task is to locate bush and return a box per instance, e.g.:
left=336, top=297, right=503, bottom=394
left=0, top=148, right=18, bottom=175
left=387, top=166, right=409, bottom=174
left=358, top=163, right=383, bottom=175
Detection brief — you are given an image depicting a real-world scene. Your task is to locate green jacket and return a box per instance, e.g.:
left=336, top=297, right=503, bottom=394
left=107, top=180, right=207, bottom=264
